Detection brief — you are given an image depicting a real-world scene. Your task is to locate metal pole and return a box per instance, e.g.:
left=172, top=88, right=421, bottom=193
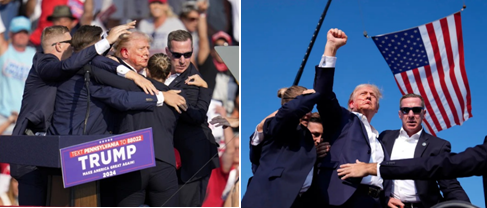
left=293, top=0, right=333, bottom=86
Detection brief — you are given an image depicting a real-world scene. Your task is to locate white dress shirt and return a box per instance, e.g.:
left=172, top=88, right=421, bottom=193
left=164, top=73, right=180, bottom=86
left=390, top=128, right=422, bottom=202
left=352, top=112, right=384, bottom=189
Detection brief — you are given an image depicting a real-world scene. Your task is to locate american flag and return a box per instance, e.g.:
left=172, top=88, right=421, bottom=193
left=372, top=12, right=472, bottom=135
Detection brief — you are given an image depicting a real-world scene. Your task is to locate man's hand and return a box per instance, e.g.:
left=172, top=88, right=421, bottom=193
left=256, top=110, right=278, bottom=132
left=324, top=28, right=348, bottom=57
left=337, top=160, right=378, bottom=180
left=388, top=197, right=404, bottom=208
left=185, top=74, right=208, bottom=88
left=162, top=90, right=188, bottom=113
left=8, top=111, right=18, bottom=124
left=316, top=141, right=330, bottom=158
left=210, top=116, right=239, bottom=129
left=106, top=20, right=136, bottom=44
left=125, top=71, right=158, bottom=95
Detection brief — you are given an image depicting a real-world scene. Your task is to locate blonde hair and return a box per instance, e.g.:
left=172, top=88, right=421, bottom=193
left=347, top=84, right=382, bottom=111
left=41, top=25, right=70, bottom=51
left=113, top=31, right=152, bottom=57
left=277, top=86, right=307, bottom=106
left=147, top=53, right=171, bottom=82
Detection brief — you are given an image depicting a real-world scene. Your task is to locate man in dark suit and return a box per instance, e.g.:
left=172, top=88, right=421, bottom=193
left=380, top=93, right=469, bottom=208
left=312, top=28, right=391, bottom=207
left=164, top=29, right=219, bottom=207
left=11, top=23, right=134, bottom=206
left=89, top=31, right=188, bottom=207
left=242, top=87, right=320, bottom=208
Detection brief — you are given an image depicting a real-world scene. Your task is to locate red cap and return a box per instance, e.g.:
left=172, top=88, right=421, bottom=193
left=211, top=31, right=233, bottom=45
left=149, top=0, right=167, bottom=4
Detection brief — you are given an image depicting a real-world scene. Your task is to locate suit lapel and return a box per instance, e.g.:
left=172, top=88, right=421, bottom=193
left=414, top=131, right=428, bottom=158
left=385, top=130, right=400, bottom=158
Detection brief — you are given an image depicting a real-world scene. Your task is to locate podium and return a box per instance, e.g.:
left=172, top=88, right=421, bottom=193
left=0, top=135, right=107, bottom=206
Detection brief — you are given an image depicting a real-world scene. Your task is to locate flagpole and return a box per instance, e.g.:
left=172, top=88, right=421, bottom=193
left=293, top=0, right=332, bottom=86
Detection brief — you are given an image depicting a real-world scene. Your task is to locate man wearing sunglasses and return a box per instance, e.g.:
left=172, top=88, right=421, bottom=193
left=378, top=94, right=470, bottom=208
left=165, top=29, right=218, bottom=207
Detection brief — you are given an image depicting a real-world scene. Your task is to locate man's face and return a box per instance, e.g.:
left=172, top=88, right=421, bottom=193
left=349, top=86, right=378, bottom=114
left=399, top=97, right=425, bottom=135
left=181, top=11, right=199, bottom=32
left=59, top=32, right=73, bottom=60
left=308, top=121, right=323, bottom=146
left=125, top=38, right=150, bottom=71
left=52, top=17, right=75, bottom=30
left=10, top=31, right=29, bottom=48
left=167, top=39, right=192, bottom=74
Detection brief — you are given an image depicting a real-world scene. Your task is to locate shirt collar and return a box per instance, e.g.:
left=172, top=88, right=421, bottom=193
left=121, top=60, right=146, bottom=77
left=352, top=111, right=378, bottom=135
left=399, top=127, right=422, bottom=141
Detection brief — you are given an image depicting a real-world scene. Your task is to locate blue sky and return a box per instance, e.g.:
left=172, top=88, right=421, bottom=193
left=241, top=0, right=487, bottom=206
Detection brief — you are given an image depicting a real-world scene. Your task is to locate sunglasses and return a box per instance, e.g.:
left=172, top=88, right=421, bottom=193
left=400, top=107, right=424, bottom=114
left=170, top=50, right=193, bottom=59
left=51, top=40, right=71, bottom=46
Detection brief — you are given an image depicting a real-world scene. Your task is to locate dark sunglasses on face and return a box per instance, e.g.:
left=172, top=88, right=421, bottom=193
left=170, top=50, right=193, bottom=59
left=400, top=107, right=424, bottom=114
left=51, top=40, right=71, bottom=46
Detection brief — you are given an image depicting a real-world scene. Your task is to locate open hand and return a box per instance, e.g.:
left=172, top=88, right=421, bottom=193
left=337, top=159, right=377, bottom=180
left=106, top=20, right=136, bottom=44
left=133, top=74, right=158, bottom=95
left=162, top=90, right=188, bottom=113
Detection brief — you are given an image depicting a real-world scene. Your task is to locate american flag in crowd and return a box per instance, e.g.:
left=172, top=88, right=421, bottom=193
left=372, top=12, right=472, bottom=136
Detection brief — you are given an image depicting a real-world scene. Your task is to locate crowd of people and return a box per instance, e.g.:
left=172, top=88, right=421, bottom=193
left=0, top=0, right=239, bottom=207
left=243, top=28, right=477, bottom=208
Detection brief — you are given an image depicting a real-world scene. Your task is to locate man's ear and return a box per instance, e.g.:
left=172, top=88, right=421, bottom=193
left=165, top=47, right=170, bottom=56
left=120, top=48, right=129, bottom=59
left=348, top=100, right=354, bottom=110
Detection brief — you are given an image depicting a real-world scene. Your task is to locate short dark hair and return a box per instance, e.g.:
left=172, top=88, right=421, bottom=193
left=71, top=25, right=102, bottom=52
left=309, top=112, right=321, bottom=123
left=167, top=29, right=192, bottom=50
left=399, top=93, right=425, bottom=108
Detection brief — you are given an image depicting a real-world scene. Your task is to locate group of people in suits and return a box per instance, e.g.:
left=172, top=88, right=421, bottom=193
left=243, top=28, right=472, bottom=208
left=11, top=20, right=219, bottom=207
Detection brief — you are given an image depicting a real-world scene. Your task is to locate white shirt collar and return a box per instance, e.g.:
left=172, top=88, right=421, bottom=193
left=122, top=60, right=146, bottom=77
left=399, top=127, right=422, bottom=141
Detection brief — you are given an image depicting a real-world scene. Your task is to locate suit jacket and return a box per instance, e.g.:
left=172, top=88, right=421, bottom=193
left=12, top=46, right=99, bottom=136
left=169, top=63, right=219, bottom=182
left=380, top=130, right=470, bottom=207
left=312, top=66, right=391, bottom=206
left=47, top=64, right=157, bottom=136
left=380, top=136, right=487, bottom=180
left=90, top=56, right=184, bottom=166
left=242, top=93, right=319, bottom=208
left=11, top=46, right=99, bottom=179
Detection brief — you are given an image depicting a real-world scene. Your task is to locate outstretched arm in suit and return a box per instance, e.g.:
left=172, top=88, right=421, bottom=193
left=264, top=91, right=321, bottom=139
left=436, top=141, right=470, bottom=202
left=337, top=136, right=487, bottom=180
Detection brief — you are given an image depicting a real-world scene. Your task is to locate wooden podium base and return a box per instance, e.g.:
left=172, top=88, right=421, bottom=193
left=47, top=176, right=99, bottom=207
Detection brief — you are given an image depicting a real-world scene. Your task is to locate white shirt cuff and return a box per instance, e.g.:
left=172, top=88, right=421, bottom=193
left=318, top=56, right=337, bottom=68
left=94, top=39, right=110, bottom=55
left=250, top=125, right=264, bottom=146
left=0, top=15, right=5, bottom=34
left=116, top=65, right=131, bottom=77
left=156, top=91, right=164, bottom=106
left=376, top=163, right=381, bottom=178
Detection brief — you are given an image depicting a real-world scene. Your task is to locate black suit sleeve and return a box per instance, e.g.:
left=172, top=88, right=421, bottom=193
left=179, top=84, right=212, bottom=125
left=436, top=141, right=471, bottom=202
left=380, top=137, right=487, bottom=180
left=263, top=92, right=321, bottom=140
left=36, top=45, right=98, bottom=81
